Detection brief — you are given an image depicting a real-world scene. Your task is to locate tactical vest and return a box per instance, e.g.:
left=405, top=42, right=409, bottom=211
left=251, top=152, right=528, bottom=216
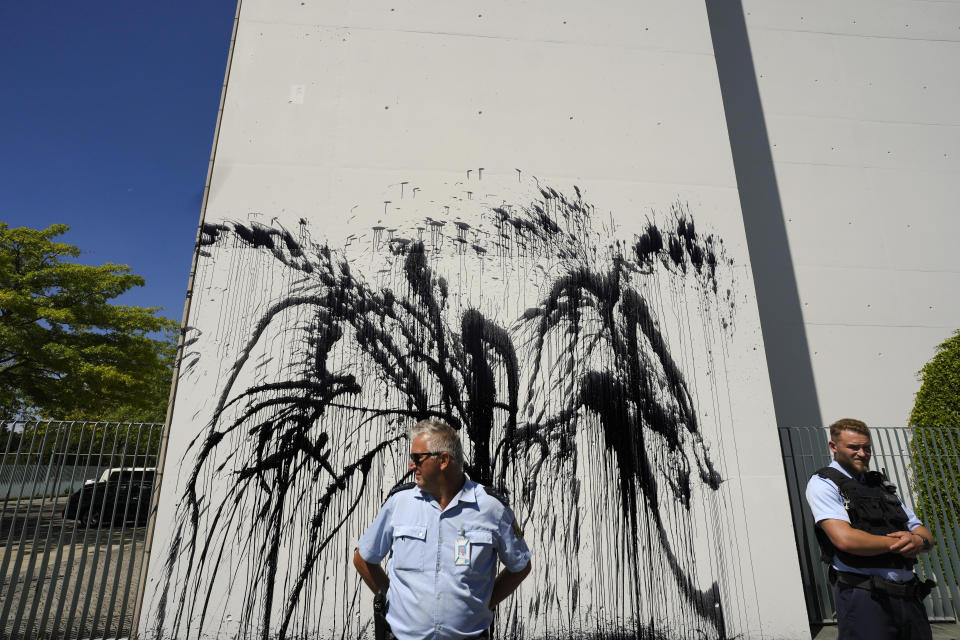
left=813, top=467, right=915, bottom=570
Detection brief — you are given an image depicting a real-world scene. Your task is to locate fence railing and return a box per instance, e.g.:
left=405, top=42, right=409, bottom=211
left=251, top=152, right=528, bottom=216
left=0, top=421, right=163, bottom=640
left=4, top=421, right=957, bottom=636
left=780, top=425, right=960, bottom=624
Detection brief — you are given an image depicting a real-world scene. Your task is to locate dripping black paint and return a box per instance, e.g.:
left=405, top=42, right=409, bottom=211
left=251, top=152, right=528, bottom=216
left=151, top=181, right=738, bottom=640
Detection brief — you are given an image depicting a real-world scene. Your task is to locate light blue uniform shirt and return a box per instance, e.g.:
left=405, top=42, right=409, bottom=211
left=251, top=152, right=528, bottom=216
left=358, top=477, right=531, bottom=640
left=805, top=460, right=922, bottom=583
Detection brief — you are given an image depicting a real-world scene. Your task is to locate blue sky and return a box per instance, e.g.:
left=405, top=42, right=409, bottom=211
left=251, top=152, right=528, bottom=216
left=1, top=1, right=237, bottom=323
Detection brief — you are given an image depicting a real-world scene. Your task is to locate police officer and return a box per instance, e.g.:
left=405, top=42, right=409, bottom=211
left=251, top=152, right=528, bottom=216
left=805, top=418, right=936, bottom=640
left=353, top=418, right=532, bottom=640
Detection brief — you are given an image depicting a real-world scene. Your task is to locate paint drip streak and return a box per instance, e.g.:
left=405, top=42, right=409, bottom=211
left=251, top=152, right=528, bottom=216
left=152, top=179, right=741, bottom=640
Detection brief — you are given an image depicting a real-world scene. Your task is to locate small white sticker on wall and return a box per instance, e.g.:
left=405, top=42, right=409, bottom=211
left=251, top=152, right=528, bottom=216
left=288, top=85, right=305, bottom=104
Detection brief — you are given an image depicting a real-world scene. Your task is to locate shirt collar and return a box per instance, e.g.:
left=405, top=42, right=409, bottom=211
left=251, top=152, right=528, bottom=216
left=830, top=459, right=863, bottom=482
left=455, top=475, right=479, bottom=506
left=414, top=474, right=478, bottom=509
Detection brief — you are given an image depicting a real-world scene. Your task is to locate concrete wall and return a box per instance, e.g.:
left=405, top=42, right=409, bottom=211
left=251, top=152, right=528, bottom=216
left=737, top=0, right=960, bottom=429
left=129, top=0, right=936, bottom=638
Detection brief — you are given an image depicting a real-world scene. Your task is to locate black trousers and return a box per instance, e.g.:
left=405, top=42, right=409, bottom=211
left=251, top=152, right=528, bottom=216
left=835, top=583, right=932, bottom=640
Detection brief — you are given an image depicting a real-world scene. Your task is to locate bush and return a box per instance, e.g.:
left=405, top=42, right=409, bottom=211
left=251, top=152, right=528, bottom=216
left=909, top=330, right=960, bottom=544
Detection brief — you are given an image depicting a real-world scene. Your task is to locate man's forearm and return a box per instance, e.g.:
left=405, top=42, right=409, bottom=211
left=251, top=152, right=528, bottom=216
left=353, top=548, right=390, bottom=593
left=821, top=520, right=899, bottom=556
left=489, top=561, right=531, bottom=610
left=838, top=529, right=902, bottom=555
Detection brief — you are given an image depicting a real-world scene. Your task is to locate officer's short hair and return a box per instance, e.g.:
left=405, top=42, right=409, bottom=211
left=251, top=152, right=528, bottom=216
left=829, top=418, right=870, bottom=441
left=409, top=418, right=465, bottom=468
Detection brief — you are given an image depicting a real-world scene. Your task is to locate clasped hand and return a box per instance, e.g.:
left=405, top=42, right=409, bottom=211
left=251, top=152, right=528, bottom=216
left=886, top=531, right=922, bottom=558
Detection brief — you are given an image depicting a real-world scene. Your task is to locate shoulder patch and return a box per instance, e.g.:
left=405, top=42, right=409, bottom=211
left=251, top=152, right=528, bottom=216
left=386, top=482, right=416, bottom=502
left=481, top=484, right=510, bottom=507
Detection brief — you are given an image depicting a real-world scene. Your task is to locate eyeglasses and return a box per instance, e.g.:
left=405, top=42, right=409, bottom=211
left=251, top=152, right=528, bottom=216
left=409, top=452, right=445, bottom=466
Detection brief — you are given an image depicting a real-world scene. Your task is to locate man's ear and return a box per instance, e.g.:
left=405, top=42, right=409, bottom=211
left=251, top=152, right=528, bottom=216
left=828, top=440, right=838, bottom=455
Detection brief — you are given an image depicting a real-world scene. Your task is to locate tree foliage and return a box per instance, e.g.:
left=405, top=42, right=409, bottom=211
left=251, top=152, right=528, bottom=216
left=0, top=421, right=164, bottom=467
left=909, top=329, right=960, bottom=539
left=0, top=223, right=178, bottom=422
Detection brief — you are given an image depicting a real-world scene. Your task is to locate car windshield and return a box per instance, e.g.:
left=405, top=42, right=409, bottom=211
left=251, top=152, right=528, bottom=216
left=106, top=469, right=155, bottom=483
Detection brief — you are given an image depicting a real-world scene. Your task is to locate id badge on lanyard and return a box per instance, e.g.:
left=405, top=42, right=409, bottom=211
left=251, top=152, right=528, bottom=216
left=454, top=529, right=470, bottom=566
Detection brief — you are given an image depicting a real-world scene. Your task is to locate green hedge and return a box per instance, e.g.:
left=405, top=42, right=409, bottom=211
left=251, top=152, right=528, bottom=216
left=909, top=330, right=960, bottom=538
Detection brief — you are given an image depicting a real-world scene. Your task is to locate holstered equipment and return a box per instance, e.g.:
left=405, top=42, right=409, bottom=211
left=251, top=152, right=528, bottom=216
left=814, top=467, right=916, bottom=570
left=373, top=590, right=390, bottom=640
left=830, top=567, right=936, bottom=601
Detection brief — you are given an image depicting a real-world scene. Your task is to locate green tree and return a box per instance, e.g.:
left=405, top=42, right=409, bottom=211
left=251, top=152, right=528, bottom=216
left=909, top=330, right=960, bottom=542
left=2, top=421, right=164, bottom=466
left=0, top=223, right=178, bottom=422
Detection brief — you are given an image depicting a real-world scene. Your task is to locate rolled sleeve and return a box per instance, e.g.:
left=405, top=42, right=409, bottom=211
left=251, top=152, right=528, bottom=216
left=902, top=501, right=923, bottom=531
left=805, top=475, right=849, bottom=525
left=357, top=497, right=396, bottom=563
left=496, top=507, right=531, bottom=573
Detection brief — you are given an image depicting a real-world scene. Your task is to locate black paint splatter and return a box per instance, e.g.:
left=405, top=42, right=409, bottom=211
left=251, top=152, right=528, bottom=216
left=633, top=203, right=726, bottom=297
left=150, top=178, right=740, bottom=640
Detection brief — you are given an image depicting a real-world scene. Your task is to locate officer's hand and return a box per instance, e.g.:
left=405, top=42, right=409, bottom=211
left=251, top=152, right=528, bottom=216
left=886, top=531, right=922, bottom=558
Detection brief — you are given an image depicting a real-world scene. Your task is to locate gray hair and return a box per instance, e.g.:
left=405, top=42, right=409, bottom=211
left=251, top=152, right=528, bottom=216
left=409, top=418, right=465, bottom=468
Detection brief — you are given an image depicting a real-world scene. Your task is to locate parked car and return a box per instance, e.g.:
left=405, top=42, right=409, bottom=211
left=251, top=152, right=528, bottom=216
left=63, top=467, right=156, bottom=527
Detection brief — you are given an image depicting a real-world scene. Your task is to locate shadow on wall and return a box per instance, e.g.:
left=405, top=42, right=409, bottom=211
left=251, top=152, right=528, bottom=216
left=705, top=0, right=823, bottom=431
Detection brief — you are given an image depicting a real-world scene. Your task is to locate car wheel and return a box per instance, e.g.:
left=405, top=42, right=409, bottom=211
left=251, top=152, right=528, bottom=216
left=85, top=509, right=102, bottom=529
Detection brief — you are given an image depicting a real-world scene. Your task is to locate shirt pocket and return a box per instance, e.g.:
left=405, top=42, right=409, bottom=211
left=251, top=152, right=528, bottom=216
left=391, top=525, right=427, bottom=571
left=464, top=529, right=495, bottom=570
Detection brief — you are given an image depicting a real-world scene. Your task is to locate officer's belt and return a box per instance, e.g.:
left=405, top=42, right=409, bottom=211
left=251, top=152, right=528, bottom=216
left=374, top=591, right=490, bottom=640
left=831, top=568, right=934, bottom=600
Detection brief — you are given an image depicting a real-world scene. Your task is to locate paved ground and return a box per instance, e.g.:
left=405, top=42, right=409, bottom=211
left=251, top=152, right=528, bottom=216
left=812, top=622, right=960, bottom=639
left=1, top=496, right=148, bottom=640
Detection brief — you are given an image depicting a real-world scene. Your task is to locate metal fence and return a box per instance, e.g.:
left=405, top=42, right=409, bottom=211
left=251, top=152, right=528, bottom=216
left=3, top=421, right=957, bottom=636
left=0, top=421, right=163, bottom=640
left=780, top=425, right=960, bottom=624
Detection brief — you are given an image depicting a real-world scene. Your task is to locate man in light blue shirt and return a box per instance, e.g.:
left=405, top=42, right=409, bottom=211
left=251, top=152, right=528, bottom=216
left=807, top=461, right=923, bottom=584
left=805, top=418, right=935, bottom=639
left=353, top=418, right=532, bottom=640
